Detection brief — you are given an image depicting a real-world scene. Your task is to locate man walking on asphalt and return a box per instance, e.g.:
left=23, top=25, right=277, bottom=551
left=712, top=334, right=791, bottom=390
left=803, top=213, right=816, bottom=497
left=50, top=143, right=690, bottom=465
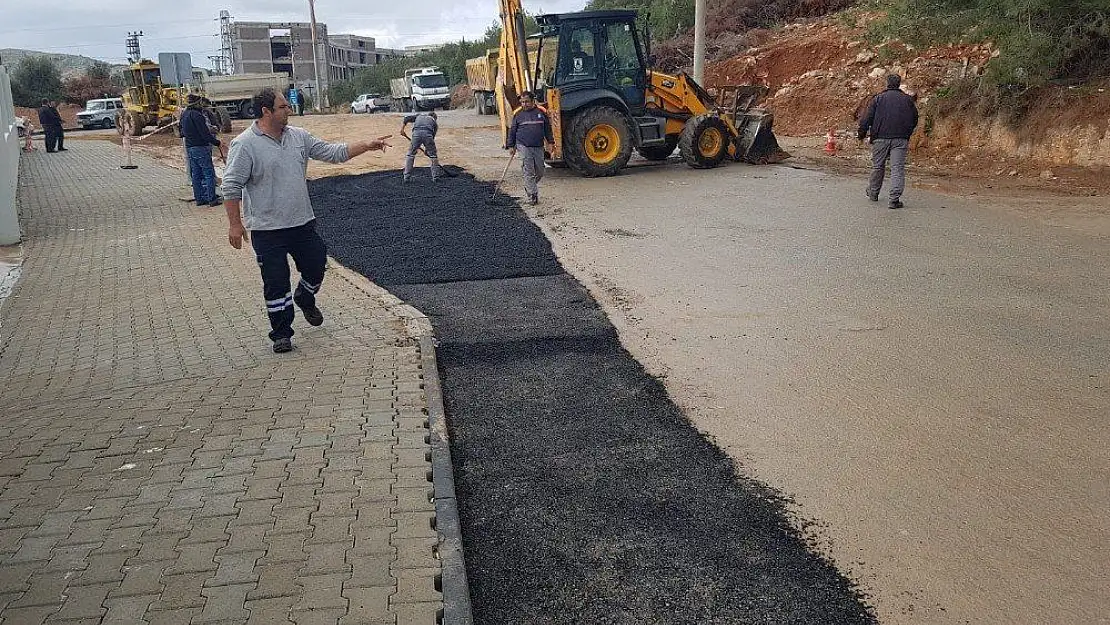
left=181, top=94, right=223, bottom=207
left=38, top=99, right=65, bottom=153
left=401, top=110, right=445, bottom=183
left=506, top=91, right=554, bottom=205
left=221, top=88, right=391, bottom=354
left=858, top=73, right=918, bottom=209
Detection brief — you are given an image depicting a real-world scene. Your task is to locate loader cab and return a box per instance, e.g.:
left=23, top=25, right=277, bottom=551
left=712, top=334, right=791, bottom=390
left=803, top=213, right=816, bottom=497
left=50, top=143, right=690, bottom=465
left=123, top=60, right=164, bottom=110
left=540, top=11, right=649, bottom=112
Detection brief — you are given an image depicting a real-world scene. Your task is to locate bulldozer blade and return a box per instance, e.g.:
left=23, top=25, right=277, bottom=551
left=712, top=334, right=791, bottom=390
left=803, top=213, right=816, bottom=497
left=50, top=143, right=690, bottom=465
left=733, top=110, right=790, bottom=164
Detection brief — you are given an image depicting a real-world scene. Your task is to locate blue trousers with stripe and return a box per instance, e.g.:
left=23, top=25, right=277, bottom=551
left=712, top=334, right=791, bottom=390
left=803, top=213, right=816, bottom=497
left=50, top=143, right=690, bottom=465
left=251, top=220, right=327, bottom=341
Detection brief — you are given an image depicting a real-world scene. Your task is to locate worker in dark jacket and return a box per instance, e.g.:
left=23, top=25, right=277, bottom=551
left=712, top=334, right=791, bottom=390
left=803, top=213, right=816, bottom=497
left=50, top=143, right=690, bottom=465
left=858, top=74, right=918, bottom=209
left=505, top=91, right=554, bottom=205
left=38, top=99, right=66, bottom=152
left=180, top=94, right=223, bottom=207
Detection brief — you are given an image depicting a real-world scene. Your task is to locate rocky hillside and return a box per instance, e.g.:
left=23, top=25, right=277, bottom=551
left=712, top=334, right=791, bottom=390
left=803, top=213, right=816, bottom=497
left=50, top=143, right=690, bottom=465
left=700, top=13, right=1110, bottom=169
left=0, top=49, right=125, bottom=76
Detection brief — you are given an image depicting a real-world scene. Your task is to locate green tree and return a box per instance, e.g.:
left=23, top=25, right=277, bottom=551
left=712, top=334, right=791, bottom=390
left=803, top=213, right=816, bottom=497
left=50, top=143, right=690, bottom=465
left=87, top=60, right=112, bottom=82
left=879, top=0, right=1109, bottom=87
left=11, top=56, right=64, bottom=107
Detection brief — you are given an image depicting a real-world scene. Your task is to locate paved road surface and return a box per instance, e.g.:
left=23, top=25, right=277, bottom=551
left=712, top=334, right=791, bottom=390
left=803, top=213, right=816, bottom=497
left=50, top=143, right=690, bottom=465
left=527, top=159, right=1110, bottom=625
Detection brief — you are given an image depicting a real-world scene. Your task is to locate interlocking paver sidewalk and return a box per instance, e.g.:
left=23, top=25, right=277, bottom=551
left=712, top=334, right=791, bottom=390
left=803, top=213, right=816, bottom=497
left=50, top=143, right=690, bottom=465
left=0, top=142, right=441, bottom=624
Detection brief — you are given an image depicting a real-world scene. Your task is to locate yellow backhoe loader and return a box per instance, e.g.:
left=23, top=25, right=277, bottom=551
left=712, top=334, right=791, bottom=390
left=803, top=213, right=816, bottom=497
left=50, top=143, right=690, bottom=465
left=495, top=2, right=786, bottom=176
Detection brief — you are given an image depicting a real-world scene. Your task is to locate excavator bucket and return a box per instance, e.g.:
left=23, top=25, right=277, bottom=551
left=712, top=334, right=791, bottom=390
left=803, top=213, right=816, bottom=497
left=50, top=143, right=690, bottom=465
left=711, top=84, right=789, bottom=164
left=733, top=109, right=789, bottom=164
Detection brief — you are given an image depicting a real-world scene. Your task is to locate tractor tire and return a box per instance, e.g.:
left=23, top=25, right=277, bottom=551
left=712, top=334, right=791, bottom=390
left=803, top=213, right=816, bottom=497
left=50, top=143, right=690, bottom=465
left=679, top=114, right=731, bottom=169
left=637, top=135, right=679, bottom=161
left=215, top=107, right=232, bottom=134
left=563, top=106, right=633, bottom=177
left=239, top=100, right=255, bottom=119
left=129, top=111, right=148, bottom=136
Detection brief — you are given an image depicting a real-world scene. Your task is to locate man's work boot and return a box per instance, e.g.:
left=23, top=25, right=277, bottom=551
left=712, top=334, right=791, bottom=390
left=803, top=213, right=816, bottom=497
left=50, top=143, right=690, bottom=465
left=889, top=199, right=904, bottom=209
left=528, top=193, right=538, bottom=205
left=867, top=190, right=879, bottom=202
left=301, top=305, right=324, bottom=327
left=272, top=337, right=293, bottom=354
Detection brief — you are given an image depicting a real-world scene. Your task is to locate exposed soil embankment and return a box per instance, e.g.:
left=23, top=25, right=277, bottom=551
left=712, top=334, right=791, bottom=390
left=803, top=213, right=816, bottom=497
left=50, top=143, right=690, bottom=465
left=703, top=13, right=1110, bottom=176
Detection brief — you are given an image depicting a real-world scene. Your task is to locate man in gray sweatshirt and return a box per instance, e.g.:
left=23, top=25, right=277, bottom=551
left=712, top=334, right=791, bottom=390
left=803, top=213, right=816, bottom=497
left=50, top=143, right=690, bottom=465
left=222, top=88, right=390, bottom=353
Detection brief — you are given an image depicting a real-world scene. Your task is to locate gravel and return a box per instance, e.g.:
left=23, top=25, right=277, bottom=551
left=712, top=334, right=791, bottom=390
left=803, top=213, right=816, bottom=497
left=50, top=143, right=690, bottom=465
left=311, top=170, right=876, bottom=625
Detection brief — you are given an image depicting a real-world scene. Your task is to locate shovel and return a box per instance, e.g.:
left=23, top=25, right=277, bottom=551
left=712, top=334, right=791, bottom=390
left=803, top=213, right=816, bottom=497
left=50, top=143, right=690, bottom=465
left=488, top=151, right=516, bottom=205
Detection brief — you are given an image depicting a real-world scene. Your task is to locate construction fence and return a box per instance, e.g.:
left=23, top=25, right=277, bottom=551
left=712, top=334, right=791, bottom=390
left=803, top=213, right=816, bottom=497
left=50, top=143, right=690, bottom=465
left=0, top=65, right=20, bottom=245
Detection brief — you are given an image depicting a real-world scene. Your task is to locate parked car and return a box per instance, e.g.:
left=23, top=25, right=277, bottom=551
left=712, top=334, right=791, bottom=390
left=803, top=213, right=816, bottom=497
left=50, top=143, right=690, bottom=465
left=350, top=93, right=390, bottom=114
left=76, top=98, right=124, bottom=129
left=369, top=95, right=393, bottom=112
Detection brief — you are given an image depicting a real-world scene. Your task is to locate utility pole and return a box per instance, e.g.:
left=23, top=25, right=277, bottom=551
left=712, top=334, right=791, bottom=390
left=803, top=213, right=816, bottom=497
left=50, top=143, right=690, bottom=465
left=126, top=31, right=144, bottom=63
left=307, top=0, right=323, bottom=111
left=693, top=0, right=706, bottom=84
left=218, top=10, right=235, bottom=75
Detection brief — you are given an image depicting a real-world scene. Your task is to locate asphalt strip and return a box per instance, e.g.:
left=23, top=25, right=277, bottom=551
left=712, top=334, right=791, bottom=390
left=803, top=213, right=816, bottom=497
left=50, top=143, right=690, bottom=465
left=310, top=168, right=877, bottom=625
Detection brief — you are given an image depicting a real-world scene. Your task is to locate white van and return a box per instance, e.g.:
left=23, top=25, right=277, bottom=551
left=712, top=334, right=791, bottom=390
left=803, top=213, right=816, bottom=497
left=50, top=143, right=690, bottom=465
left=76, top=98, right=124, bottom=129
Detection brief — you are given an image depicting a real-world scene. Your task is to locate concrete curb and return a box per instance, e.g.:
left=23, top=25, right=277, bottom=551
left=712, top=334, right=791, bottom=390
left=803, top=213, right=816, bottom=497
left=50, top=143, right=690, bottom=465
left=419, top=333, right=474, bottom=625
left=328, top=260, right=433, bottom=340
left=328, top=259, right=474, bottom=625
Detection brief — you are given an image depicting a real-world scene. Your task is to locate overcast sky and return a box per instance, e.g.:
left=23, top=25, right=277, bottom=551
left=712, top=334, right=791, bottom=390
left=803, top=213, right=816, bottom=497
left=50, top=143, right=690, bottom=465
left=0, top=0, right=588, bottom=67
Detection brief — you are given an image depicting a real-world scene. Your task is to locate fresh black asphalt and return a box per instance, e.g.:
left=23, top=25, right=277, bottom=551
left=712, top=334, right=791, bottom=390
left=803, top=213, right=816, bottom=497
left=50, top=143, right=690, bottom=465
left=310, top=168, right=876, bottom=625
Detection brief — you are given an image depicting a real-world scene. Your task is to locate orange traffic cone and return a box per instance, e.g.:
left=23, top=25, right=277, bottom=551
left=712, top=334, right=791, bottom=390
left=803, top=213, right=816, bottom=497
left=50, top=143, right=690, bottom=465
left=824, top=129, right=837, bottom=155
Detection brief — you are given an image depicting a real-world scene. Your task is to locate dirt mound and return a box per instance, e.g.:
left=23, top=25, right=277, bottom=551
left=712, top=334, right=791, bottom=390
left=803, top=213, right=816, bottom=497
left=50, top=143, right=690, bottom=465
left=706, top=17, right=995, bottom=137
left=451, top=83, right=474, bottom=109
left=14, top=103, right=83, bottom=129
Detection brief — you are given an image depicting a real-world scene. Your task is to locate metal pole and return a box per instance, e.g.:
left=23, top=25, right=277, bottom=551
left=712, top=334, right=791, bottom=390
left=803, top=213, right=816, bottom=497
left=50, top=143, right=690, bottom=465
left=308, top=0, right=323, bottom=111
left=692, top=0, right=706, bottom=84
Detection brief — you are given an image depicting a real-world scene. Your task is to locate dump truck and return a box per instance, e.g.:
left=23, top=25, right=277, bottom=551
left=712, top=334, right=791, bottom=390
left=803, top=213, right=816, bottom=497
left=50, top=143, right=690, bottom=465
left=390, top=67, right=451, bottom=112
left=494, top=2, right=785, bottom=176
left=466, top=51, right=499, bottom=115
left=201, top=72, right=290, bottom=119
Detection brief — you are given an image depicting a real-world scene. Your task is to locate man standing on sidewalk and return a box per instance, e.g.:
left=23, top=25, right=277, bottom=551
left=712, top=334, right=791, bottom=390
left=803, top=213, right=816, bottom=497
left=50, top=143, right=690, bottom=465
left=221, top=88, right=391, bottom=354
left=401, top=111, right=445, bottom=183
left=858, top=74, right=918, bottom=209
left=180, top=94, right=222, bottom=207
left=505, top=91, right=554, bottom=205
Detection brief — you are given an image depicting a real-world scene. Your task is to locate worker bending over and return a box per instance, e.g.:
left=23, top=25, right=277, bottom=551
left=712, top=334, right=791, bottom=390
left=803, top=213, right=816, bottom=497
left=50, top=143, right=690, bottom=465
left=401, top=111, right=445, bottom=183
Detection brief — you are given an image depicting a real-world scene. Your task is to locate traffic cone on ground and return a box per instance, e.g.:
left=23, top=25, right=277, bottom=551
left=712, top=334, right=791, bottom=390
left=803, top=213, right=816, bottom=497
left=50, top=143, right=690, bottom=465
left=824, top=129, right=838, bottom=155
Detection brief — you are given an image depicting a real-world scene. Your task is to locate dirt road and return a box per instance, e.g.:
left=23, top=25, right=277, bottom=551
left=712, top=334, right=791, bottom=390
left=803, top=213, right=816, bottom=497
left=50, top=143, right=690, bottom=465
left=129, top=110, right=1109, bottom=623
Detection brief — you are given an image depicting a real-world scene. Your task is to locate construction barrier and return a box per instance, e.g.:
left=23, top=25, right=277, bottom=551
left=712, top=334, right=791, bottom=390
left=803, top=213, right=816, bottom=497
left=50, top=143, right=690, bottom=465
left=0, top=65, right=20, bottom=245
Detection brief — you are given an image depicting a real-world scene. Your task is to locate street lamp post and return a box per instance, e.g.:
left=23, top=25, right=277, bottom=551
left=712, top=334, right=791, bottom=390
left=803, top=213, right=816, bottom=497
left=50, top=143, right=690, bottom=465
left=308, top=0, right=323, bottom=111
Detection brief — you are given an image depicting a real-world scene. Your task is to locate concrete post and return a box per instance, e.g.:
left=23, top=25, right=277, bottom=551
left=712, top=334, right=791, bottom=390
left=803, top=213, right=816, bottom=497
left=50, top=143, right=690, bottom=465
left=693, top=0, right=706, bottom=85
left=308, top=0, right=324, bottom=111
left=0, top=66, right=22, bottom=245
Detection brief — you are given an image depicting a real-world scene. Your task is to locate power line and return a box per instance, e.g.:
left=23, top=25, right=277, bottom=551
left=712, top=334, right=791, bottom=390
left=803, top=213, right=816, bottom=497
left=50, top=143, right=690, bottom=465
left=14, top=34, right=218, bottom=54
left=0, top=17, right=216, bottom=36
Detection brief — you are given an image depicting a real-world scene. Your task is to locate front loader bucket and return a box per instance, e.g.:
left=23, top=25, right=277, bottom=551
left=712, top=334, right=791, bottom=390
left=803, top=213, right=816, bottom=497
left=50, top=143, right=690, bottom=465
left=733, top=110, right=790, bottom=164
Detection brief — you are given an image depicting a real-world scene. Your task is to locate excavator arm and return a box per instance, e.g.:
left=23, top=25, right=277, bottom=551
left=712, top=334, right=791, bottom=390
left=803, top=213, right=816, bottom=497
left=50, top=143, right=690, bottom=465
left=496, top=0, right=534, bottom=148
